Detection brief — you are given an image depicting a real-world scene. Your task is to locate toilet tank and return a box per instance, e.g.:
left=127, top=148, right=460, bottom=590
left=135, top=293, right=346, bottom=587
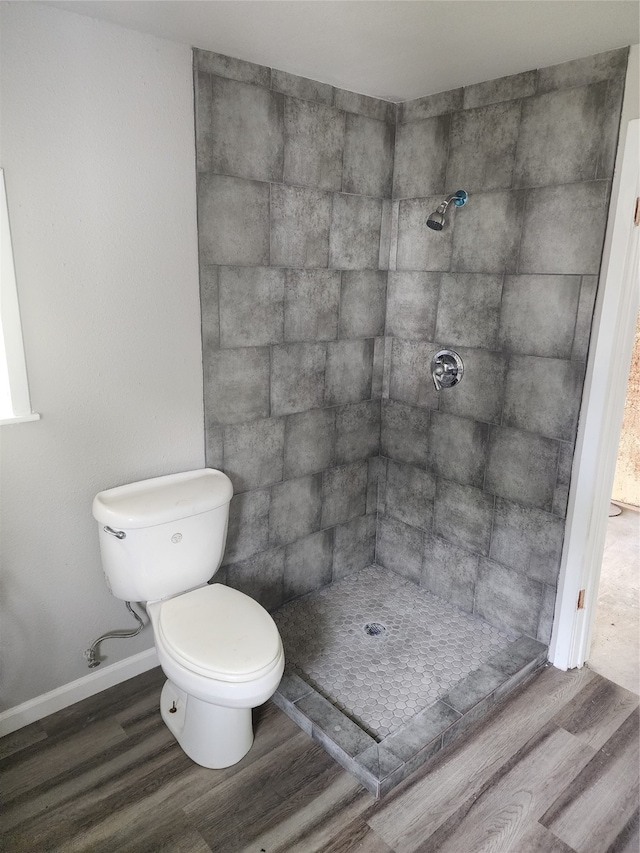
left=92, top=469, right=233, bottom=602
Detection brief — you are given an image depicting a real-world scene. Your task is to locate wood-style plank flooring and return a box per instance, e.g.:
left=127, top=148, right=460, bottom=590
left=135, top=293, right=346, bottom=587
left=1, top=664, right=638, bottom=852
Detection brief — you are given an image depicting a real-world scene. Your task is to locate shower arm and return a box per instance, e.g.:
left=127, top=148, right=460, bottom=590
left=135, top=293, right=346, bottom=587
left=436, top=192, right=468, bottom=213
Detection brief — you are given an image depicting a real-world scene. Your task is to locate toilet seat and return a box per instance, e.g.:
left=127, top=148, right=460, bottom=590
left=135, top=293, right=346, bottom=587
left=154, top=584, right=282, bottom=684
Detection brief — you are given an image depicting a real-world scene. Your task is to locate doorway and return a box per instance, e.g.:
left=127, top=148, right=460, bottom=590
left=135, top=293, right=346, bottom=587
left=588, top=311, right=640, bottom=693
left=549, top=116, right=640, bottom=672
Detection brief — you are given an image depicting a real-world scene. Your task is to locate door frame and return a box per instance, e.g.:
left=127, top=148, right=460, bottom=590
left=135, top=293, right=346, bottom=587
left=549, top=116, right=639, bottom=670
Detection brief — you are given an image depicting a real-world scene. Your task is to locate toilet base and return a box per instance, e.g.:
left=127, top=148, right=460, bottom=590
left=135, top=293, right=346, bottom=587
left=160, top=680, right=254, bottom=769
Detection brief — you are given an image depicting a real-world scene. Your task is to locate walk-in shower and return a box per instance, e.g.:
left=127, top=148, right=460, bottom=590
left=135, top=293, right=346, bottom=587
left=195, top=41, right=628, bottom=799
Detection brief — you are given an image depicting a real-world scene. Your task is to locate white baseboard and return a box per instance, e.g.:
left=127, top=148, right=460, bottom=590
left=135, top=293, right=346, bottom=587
left=0, top=647, right=159, bottom=737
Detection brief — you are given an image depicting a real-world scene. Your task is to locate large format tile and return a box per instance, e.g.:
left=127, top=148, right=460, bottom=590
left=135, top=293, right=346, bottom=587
left=335, top=400, right=381, bottom=465
left=205, top=420, right=223, bottom=469
left=485, top=425, right=559, bottom=510
left=438, top=347, right=507, bottom=425
left=219, top=266, right=284, bottom=347
left=376, top=516, right=423, bottom=583
left=498, top=274, right=582, bottom=358
left=198, top=173, right=270, bottom=266
left=367, top=455, right=387, bottom=514
left=396, top=197, right=455, bottom=271
left=225, top=547, right=285, bottom=612
left=284, top=269, right=340, bottom=342
left=388, top=338, right=439, bottom=410
left=284, top=529, right=334, bottom=599
left=572, top=276, right=599, bottom=361
left=384, top=460, right=436, bottom=531
left=375, top=336, right=391, bottom=400
left=514, top=83, right=608, bottom=188
left=340, top=271, right=387, bottom=339
left=380, top=400, right=430, bottom=466
left=271, top=68, right=334, bottom=104
left=283, top=97, right=344, bottom=191
left=462, top=69, right=537, bottom=109
left=475, top=558, right=545, bottom=640
left=194, top=48, right=270, bottom=85
left=284, top=407, right=336, bottom=479
left=325, top=339, right=375, bottom=406
left=321, top=461, right=368, bottom=528
left=222, top=487, right=270, bottom=565
left=428, top=412, right=488, bottom=489
left=343, top=113, right=395, bottom=198
left=446, top=101, right=520, bottom=193
left=435, top=273, right=503, bottom=349
left=451, top=189, right=525, bottom=273
left=490, top=498, right=565, bottom=585
left=334, top=89, right=395, bottom=123
left=269, top=474, right=323, bottom=547
left=598, top=74, right=626, bottom=179
left=519, top=182, right=610, bottom=275
left=553, top=441, right=573, bottom=518
left=538, top=583, right=557, bottom=645
left=503, top=356, right=585, bottom=441
left=199, top=265, right=219, bottom=351
left=332, top=513, right=377, bottom=581
left=270, top=342, right=327, bottom=417
left=329, top=194, right=383, bottom=269
left=399, top=88, right=463, bottom=122
left=383, top=701, right=459, bottom=763
left=223, top=417, right=285, bottom=492
left=210, top=76, right=284, bottom=182
left=386, top=271, right=439, bottom=340
left=536, top=47, right=628, bottom=93
left=204, top=347, right=270, bottom=424
left=194, top=70, right=212, bottom=172
left=270, top=183, right=332, bottom=268
left=393, top=115, right=450, bottom=199
left=433, top=479, right=494, bottom=557
left=422, top=533, right=479, bottom=613
left=296, top=692, right=376, bottom=758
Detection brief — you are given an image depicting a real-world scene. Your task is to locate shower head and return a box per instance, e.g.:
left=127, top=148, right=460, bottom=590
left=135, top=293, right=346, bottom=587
left=426, top=210, right=446, bottom=231
left=426, top=190, right=468, bottom=231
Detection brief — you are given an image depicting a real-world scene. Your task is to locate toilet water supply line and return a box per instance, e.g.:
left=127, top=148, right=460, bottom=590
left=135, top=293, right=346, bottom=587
left=84, top=601, right=145, bottom=668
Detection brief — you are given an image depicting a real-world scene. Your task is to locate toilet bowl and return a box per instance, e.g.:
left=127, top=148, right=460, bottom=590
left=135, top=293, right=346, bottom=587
left=92, top=468, right=285, bottom=769
left=147, top=584, right=284, bottom=768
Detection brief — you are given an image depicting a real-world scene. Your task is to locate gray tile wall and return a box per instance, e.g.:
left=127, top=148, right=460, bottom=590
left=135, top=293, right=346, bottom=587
left=378, top=47, right=628, bottom=641
left=195, top=50, right=393, bottom=611
left=195, top=46, right=628, bottom=641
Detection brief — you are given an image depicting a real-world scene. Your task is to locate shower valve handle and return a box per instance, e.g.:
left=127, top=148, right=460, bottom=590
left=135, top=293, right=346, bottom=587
left=431, top=350, right=464, bottom=391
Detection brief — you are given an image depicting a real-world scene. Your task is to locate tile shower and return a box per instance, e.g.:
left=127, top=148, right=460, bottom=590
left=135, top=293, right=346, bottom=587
left=195, top=46, right=628, bottom=794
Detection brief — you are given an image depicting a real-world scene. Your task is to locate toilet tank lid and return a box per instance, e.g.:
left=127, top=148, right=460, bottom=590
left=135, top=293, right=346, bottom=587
left=92, top=469, right=233, bottom=529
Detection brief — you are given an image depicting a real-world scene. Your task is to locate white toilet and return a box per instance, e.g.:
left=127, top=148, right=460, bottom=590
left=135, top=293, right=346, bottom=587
left=92, top=468, right=285, bottom=769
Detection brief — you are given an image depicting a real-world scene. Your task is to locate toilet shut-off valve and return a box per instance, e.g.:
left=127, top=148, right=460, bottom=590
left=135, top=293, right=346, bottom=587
left=431, top=350, right=464, bottom=391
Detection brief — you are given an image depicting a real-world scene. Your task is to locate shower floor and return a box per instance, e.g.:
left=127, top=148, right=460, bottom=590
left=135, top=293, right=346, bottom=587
left=272, top=564, right=548, bottom=797
left=274, top=565, right=512, bottom=739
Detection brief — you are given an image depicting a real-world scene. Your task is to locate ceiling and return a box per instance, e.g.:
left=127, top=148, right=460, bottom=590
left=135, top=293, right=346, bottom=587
left=48, top=1, right=639, bottom=101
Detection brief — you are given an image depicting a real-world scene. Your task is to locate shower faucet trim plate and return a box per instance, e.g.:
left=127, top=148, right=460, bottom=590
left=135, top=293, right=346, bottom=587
left=431, top=349, right=464, bottom=391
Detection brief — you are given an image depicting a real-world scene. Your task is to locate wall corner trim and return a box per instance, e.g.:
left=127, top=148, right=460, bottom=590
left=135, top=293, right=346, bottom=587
left=0, top=647, right=159, bottom=737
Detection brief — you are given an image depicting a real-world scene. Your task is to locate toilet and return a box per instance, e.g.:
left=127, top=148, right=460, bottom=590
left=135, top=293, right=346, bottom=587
left=92, top=468, right=285, bottom=769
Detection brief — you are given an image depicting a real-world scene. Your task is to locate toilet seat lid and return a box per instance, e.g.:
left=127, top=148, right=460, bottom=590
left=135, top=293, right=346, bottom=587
left=157, top=584, right=282, bottom=682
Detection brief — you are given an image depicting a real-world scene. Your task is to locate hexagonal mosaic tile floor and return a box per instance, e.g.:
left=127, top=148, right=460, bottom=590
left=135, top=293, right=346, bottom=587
left=273, top=564, right=514, bottom=739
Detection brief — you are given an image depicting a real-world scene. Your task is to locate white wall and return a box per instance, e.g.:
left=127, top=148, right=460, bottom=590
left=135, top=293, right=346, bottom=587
left=0, top=2, right=203, bottom=711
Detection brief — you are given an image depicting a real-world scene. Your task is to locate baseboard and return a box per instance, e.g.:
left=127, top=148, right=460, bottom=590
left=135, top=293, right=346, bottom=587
left=0, top=647, right=159, bottom=737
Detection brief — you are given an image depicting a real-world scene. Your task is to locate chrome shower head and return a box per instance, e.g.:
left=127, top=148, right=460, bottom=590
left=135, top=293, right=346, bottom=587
left=426, top=210, right=446, bottom=231
left=426, top=190, right=468, bottom=231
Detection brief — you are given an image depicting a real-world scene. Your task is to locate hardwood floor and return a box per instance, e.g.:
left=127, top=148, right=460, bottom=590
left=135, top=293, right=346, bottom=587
left=1, top=664, right=638, bottom=852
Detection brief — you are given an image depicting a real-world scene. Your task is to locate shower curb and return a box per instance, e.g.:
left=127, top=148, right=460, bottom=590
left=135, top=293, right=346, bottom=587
left=272, top=634, right=548, bottom=798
